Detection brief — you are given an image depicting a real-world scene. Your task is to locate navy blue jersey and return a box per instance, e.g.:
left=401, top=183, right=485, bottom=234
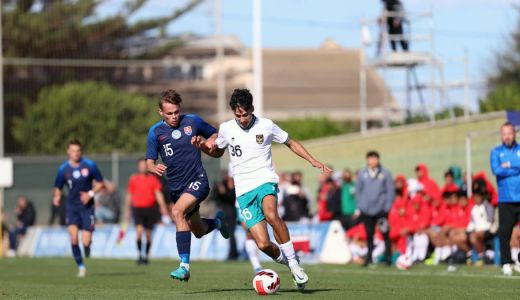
left=54, top=158, right=104, bottom=208
left=146, top=114, right=216, bottom=194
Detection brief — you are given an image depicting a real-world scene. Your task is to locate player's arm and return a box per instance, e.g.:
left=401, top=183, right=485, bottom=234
left=146, top=125, right=167, bottom=176
left=123, top=191, right=132, bottom=223
left=52, top=166, right=65, bottom=206
left=285, top=139, right=332, bottom=173
left=191, top=133, right=224, bottom=157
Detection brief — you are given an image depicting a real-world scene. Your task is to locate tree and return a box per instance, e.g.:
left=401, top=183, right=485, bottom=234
left=276, top=117, right=357, bottom=141
left=3, top=0, right=203, bottom=153
left=480, top=84, right=520, bottom=113
left=482, top=8, right=520, bottom=112
left=12, top=81, right=158, bottom=154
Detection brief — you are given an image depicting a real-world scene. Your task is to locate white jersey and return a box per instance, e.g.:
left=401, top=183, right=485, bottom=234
left=215, top=116, right=289, bottom=197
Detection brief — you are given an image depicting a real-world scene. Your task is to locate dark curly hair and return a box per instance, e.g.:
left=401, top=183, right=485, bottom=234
left=229, top=89, right=253, bottom=111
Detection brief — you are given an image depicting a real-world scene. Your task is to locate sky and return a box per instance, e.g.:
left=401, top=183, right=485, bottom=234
left=101, top=0, right=519, bottom=113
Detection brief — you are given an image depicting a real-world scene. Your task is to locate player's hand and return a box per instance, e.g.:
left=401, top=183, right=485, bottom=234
left=311, top=160, right=332, bottom=173
left=52, top=194, right=61, bottom=207
left=153, top=164, right=167, bottom=176
left=79, top=191, right=92, bottom=205
left=191, top=136, right=205, bottom=149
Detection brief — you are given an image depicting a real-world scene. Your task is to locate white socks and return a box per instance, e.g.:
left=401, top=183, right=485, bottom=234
left=245, top=239, right=262, bottom=270
left=412, top=234, right=429, bottom=262
left=180, top=262, right=190, bottom=270
left=512, top=247, right=520, bottom=264
left=279, top=241, right=298, bottom=268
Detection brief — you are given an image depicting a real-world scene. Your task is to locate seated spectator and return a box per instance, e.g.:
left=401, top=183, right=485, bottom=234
left=406, top=180, right=431, bottom=262
left=346, top=223, right=385, bottom=264
left=448, top=165, right=464, bottom=188
left=472, top=171, right=498, bottom=206
left=511, top=225, right=520, bottom=264
left=389, top=197, right=409, bottom=256
left=8, top=196, right=36, bottom=257
left=467, top=179, right=496, bottom=266
left=441, top=170, right=459, bottom=195
left=428, top=192, right=449, bottom=264
left=415, top=163, right=441, bottom=203
left=447, top=190, right=473, bottom=264
left=95, top=180, right=121, bottom=224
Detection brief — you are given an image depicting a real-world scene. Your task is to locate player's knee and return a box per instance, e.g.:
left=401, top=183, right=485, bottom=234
left=255, top=240, right=271, bottom=252
left=264, top=212, right=281, bottom=225
left=171, top=207, right=185, bottom=222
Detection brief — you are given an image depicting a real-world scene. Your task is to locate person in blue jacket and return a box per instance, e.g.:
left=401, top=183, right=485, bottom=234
left=490, top=122, right=520, bottom=276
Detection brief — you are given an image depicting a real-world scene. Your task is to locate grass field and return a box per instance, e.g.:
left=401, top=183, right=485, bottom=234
left=1, top=258, right=519, bottom=299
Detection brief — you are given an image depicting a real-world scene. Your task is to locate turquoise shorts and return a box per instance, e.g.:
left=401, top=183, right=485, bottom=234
left=236, top=182, right=278, bottom=228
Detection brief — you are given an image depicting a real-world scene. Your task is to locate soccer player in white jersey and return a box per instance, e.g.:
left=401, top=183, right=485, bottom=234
left=194, top=89, right=331, bottom=290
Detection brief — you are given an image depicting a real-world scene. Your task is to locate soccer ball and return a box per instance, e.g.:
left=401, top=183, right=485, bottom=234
left=253, top=269, right=281, bottom=295
left=396, top=254, right=412, bottom=270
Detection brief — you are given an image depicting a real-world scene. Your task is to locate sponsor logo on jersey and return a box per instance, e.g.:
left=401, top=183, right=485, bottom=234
left=172, top=130, right=182, bottom=140
left=256, top=134, right=264, bottom=144
left=73, top=170, right=81, bottom=179
left=184, top=126, right=193, bottom=136
left=81, top=168, right=90, bottom=177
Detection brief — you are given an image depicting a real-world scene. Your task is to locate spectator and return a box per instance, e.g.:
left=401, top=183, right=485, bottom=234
left=428, top=192, right=449, bottom=265
left=283, top=183, right=310, bottom=222
left=406, top=179, right=431, bottom=263
left=415, top=163, right=441, bottom=203
left=381, top=0, right=409, bottom=51
left=473, top=171, right=498, bottom=206
left=446, top=190, right=473, bottom=268
left=356, top=150, right=395, bottom=266
left=7, top=196, right=36, bottom=257
left=489, top=122, right=520, bottom=276
left=95, top=180, right=121, bottom=224
left=48, top=193, right=66, bottom=226
left=277, top=172, right=291, bottom=219
left=213, top=171, right=238, bottom=260
left=317, top=168, right=335, bottom=221
left=388, top=196, right=409, bottom=256
left=449, top=165, right=464, bottom=188
left=441, top=170, right=459, bottom=195
left=467, top=179, right=496, bottom=266
left=339, top=169, right=357, bottom=230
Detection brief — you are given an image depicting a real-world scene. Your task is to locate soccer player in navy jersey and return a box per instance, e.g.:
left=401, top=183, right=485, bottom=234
left=53, top=140, right=105, bottom=277
left=146, top=89, right=230, bottom=282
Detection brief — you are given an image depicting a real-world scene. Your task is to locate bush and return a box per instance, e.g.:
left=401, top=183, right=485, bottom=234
left=480, top=84, right=520, bottom=113
left=13, top=81, right=158, bottom=154
left=275, top=117, right=358, bottom=141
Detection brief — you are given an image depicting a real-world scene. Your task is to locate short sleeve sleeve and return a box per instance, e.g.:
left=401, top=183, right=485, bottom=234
left=272, top=122, right=289, bottom=144
left=89, top=161, right=104, bottom=182
left=54, top=166, right=65, bottom=189
left=193, top=115, right=217, bottom=139
left=215, top=125, right=229, bottom=149
left=146, top=127, right=159, bottom=161
left=128, top=176, right=135, bottom=194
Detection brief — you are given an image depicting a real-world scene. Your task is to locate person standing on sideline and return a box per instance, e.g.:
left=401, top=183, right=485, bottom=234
left=123, top=158, right=169, bottom=265
left=490, top=122, right=520, bottom=276
left=355, top=151, right=395, bottom=266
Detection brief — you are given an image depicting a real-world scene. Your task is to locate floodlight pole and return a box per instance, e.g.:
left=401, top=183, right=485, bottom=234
left=252, top=0, right=263, bottom=117
left=215, top=0, right=226, bottom=123
left=0, top=1, right=5, bottom=258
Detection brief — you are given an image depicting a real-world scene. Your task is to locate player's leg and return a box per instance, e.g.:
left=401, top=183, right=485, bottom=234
left=262, top=193, right=308, bottom=289
left=170, top=193, right=199, bottom=281
left=80, top=207, right=95, bottom=259
left=242, top=221, right=262, bottom=273
left=135, top=224, right=144, bottom=264
left=248, top=220, right=285, bottom=263
left=144, top=227, right=152, bottom=264
left=68, top=224, right=85, bottom=277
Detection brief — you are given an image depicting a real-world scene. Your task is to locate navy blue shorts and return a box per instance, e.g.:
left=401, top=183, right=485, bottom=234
left=66, top=206, right=95, bottom=231
left=169, top=176, right=210, bottom=220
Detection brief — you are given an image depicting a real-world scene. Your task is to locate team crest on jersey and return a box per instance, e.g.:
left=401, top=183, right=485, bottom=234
left=256, top=134, right=264, bottom=144
left=184, top=126, right=193, bottom=136
left=172, top=129, right=182, bottom=140
left=81, top=168, right=89, bottom=177
left=73, top=170, right=81, bottom=179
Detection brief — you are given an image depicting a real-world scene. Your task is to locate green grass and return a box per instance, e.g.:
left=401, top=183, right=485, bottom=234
left=0, top=258, right=519, bottom=299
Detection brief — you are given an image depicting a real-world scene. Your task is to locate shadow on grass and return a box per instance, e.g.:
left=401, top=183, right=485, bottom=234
left=94, top=271, right=147, bottom=277
left=186, top=288, right=341, bottom=295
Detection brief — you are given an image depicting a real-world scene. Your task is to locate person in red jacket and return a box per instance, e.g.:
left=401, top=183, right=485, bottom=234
left=407, top=191, right=431, bottom=262
left=316, top=169, right=335, bottom=221
left=428, top=192, right=449, bottom=264
left=441, top=170, right=459, bottom=195
left=415, top=163, right=441, bottom=202
left=473, top=171, right=498, bottom=206
left=389, top=197, right=409, bottom=255
left=447, top=191, right=473, bottom=254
